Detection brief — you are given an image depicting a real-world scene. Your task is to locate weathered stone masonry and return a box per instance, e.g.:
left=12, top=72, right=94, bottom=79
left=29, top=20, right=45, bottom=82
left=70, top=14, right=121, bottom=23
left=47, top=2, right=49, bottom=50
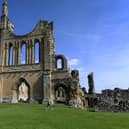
left=0, top=1, right=86, bottom=107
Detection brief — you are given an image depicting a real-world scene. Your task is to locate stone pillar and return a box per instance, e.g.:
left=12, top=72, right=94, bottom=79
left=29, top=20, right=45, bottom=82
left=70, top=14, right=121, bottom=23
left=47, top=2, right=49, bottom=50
left=43, top=71, right=52, bottom=103
left=88, top=72, right=95, bottom=94
left=26, top=40, right=29, bottom=64
left=39, top=38, right=42, bottom=63
left=42, top=37, right=53, bottom=104
left=40, top=38, right=44, bottom=65
left=11, top=90, right=18, bottom=103
left=6, top=44, right=9, bottom=66
left=4, top=43, right=7, bottom=66
left=43, top=38, right=53, bottom=71
left=18, top=41, right=21, bottom=64
left=0, top=78, right=3, bottom=103
left=13, top=42, right=16, bottom=65
left=28, top=40, right=32, bottom=64
left=87, top=72, right=96, bottom=108
left=0, top=42, right=5, bottom=102
left=1, top=45, right=6, bottom=66
left=15, top=42, right=18, bottom=65
left=31, top=39, right=34, bottom=64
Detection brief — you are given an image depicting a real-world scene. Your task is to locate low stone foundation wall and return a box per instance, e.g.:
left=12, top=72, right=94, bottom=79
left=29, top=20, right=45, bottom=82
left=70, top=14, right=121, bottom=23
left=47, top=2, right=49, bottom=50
left=95, top=88, right=129, bottom=112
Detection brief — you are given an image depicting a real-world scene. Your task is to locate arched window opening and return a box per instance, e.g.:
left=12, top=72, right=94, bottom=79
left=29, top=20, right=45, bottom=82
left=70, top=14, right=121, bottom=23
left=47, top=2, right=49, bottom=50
left=21, top=43, right=27, bottom=64
left=55, top=85, right=66, bottom=103
left=9, top=44, right=13, bottom=65
left=57, top=87, right=65, bottom=97
left=34, top=41, right=40, bottom=63
left=57, top=59, right=63, bottom=69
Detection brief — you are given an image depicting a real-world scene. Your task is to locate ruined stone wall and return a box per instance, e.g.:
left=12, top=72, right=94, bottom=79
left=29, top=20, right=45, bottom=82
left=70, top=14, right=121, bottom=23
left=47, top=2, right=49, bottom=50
left=0, top=1, right=87, bottom=106
left=86, top=72, right=129, bottom=112
left=0, top=17, right=55, bottom=103
left=95, top=88, right=129, bottom=112
left=1, top=65, right=43, bottom=103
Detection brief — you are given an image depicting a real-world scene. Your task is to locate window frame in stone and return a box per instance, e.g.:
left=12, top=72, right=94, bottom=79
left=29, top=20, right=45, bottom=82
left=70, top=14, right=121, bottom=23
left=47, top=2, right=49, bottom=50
left=21, top=42, right=27, bottom=64
left=9, top=43, right=13, bottom=65
left=34, top=40, right=40, bottom=64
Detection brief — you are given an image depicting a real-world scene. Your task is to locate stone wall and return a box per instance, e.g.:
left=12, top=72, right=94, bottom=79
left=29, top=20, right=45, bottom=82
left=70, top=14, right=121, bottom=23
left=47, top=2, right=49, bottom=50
left=0, top=1, right=87, bottom=107
left=95, top=88, right=129, bottom=112
left=1, top=70, right=43, bottom=103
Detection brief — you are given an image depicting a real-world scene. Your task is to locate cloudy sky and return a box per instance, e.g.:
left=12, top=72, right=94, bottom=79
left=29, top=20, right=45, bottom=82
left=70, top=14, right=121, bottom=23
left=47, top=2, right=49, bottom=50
left=2, top=0, right=129, bottom=92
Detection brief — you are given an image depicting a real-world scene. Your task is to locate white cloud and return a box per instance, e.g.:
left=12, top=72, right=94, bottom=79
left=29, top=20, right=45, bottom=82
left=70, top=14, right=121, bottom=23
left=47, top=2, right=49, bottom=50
left=68, top=58, right=80, bottom=66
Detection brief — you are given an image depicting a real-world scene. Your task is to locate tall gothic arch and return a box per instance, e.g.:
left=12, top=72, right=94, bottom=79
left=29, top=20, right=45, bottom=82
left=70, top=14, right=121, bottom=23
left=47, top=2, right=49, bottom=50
left=34, top=40, right=40, bottom=63
left=9, top=43, right=13, bottom=65
left=21, top=42, right=27, bottom=64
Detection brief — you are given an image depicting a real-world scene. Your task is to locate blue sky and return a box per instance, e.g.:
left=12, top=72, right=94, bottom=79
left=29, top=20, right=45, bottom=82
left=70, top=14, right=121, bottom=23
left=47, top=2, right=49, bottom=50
left=2, top=0, right=129, bottom=92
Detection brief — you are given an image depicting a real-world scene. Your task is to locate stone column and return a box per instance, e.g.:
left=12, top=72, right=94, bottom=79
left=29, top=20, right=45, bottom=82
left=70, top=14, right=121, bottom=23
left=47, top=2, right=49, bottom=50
left=31, top=39, right=34, bottom=64
left=0, top=79, right=3, bottom=103
left=39, top=38, right=42, bottom=63
left=13, top=42, right=16, bottom=65
left=87, top=72, right=96, bottom=107
left=0, top=43, right=4, bottom=102
left=6, top=44, right=9, bottom=66
left=42, top=37, right=53, bottom=104
left=15, top=42, right=18, bottom=65
left=4, top=43, right=7, bottom=66
left=40, top=38, right=44, bottom=66
left=43, top=71, right=52, bottom=103
left=88, top=72, right=95, bottom=95
left=26, top=40, right=29, bottom=64
left=29, top=40, right=32, bottom=64
left=11, top=90, right=18, bottom=103
left=0, top=43, right=5, bottom=102
left=43, top=38, right=52, bottom=70
left=18, top=41, right=21, bottom=64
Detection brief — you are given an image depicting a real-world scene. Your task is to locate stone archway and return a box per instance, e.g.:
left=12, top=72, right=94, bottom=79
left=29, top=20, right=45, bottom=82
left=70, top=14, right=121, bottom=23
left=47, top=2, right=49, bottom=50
left=55, top=85, right=67, bottom=103
left=18, top=78, right=30, bottom=102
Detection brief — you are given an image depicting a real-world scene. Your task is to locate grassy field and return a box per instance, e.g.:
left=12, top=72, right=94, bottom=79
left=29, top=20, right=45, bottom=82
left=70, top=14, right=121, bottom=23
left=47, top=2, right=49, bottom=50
left=0, top=104, right=129, bottom=129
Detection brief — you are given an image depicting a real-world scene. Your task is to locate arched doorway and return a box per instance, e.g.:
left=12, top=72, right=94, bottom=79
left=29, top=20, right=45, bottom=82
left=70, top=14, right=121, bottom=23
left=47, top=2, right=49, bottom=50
left=55, top=85, right=67, bottom=103
left=18, top=78, right=30, bottom=102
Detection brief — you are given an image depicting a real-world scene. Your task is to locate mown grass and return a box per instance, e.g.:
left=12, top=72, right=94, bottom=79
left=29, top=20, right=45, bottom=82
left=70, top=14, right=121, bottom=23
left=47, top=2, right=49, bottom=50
left=0, top=104, right=129, bottom=129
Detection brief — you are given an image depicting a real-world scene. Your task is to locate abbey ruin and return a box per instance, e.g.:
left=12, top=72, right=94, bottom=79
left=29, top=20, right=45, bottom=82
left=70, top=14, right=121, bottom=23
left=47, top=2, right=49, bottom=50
left=87, top=73, right=129, bottom=112
left=0, top=1, right=87, bottom=107
left=1, top=1, right=129, bottom=112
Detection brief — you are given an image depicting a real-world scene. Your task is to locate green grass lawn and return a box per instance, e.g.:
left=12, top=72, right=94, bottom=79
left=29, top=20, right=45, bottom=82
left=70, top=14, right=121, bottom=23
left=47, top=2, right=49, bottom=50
left=0, top=104, right=129, bottom=129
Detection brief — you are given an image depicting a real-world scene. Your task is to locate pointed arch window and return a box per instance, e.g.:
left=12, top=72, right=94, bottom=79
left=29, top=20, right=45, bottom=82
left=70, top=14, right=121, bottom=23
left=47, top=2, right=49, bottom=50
left=9, top=44, right=13, bottom=65
left=21, top=43, right=27, bottom=64
left=34, top=41, right=40, bottom=63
